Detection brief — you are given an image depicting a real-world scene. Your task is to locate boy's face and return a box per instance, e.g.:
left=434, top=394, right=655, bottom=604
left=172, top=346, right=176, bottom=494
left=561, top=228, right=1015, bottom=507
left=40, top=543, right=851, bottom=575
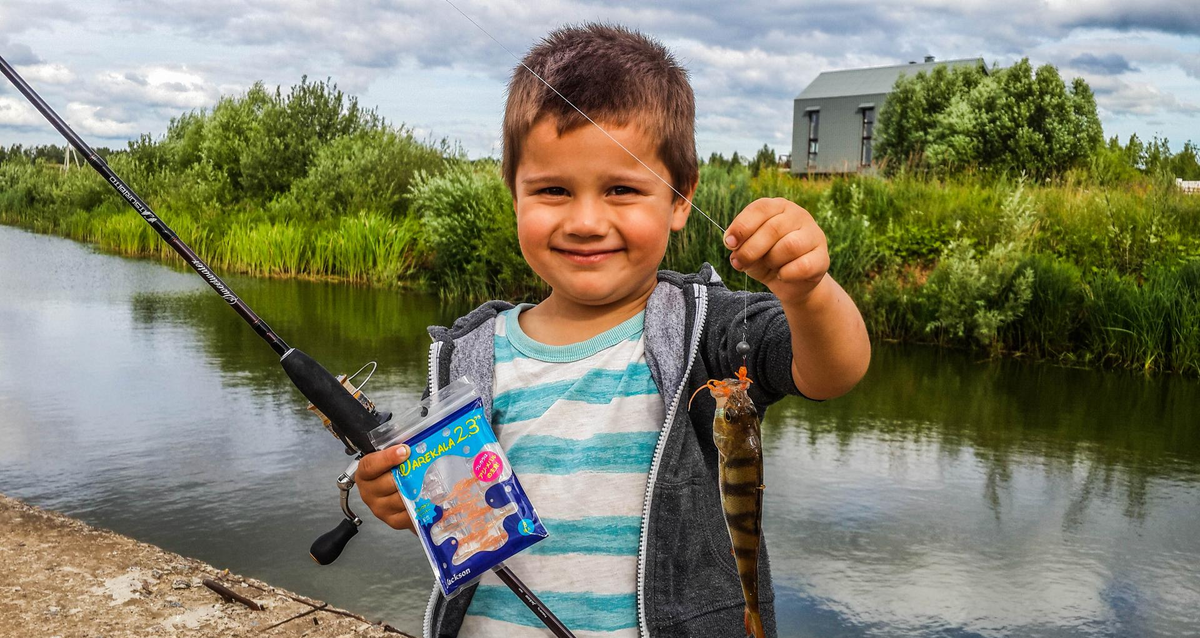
left=513, top=117, right=692, bottom=308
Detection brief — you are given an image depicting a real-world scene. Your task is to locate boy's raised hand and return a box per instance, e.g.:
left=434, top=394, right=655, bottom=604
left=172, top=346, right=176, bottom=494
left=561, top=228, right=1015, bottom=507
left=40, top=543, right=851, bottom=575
left=723, top=197, right=829, bottom=303
left=724, top=196, right=870, bottom=400
left=355, top=444, right=416, bottom=533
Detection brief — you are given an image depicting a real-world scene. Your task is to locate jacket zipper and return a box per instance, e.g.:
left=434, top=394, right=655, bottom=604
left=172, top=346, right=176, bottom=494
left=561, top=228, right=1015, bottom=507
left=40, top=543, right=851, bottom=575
left=422, top=340, right=443, bottom=638
left=636, top=283, right=708, bottom=638
left=422, top=285, right=708, bottom=637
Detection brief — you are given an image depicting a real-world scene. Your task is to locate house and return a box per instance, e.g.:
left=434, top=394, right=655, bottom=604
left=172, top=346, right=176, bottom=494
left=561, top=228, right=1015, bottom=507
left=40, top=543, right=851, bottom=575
left=792, top=56, right=984, bottom=175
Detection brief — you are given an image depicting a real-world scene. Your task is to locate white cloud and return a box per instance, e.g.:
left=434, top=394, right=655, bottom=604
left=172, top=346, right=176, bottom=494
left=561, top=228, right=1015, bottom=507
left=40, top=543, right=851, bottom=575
left=0, top=96, right=41, bottom=127
left=1089, top=76, right=1200, bottom=116
left=96, top=67, right=217, bottom=111
left=64, top=102, right=138, bottom=137
left=0, top=1, right=80, bottom=38
left=16, top=63, right=75, bottom=85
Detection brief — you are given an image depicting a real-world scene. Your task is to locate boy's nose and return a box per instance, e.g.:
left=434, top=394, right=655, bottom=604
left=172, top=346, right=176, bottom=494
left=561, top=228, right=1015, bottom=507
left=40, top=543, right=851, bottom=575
left=562, top=198, right=610, bottom=237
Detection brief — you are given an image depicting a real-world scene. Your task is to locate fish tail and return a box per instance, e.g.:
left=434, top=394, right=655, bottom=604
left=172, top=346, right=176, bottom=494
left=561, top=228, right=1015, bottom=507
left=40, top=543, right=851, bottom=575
left=743, top=605, right=764, bottom=638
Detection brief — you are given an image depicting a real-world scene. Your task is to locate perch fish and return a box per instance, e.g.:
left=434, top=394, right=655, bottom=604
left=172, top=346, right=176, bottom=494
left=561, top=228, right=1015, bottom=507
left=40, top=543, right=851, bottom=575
left=691, top=366, right=765, bottom=638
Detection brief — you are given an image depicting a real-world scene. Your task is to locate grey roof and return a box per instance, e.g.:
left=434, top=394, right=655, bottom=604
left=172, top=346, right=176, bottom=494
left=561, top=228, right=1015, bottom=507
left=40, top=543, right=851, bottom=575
left=796, top=58, right=984, bottom=100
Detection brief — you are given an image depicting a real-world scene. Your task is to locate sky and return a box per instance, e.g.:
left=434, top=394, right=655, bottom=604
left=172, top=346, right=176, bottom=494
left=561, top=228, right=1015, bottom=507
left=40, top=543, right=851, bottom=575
left=0, top=0, right=1197, bottom=159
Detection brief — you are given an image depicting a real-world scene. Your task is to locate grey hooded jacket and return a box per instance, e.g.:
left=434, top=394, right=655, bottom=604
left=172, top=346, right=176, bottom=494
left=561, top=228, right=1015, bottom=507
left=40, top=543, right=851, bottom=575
left=419, top=264, right=802, bottom=638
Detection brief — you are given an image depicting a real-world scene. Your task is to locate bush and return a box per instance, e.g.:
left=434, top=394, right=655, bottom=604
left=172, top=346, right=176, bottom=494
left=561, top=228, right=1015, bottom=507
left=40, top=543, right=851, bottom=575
left=270, top=128, right=450, bottom=222
left=409, top=162, right=538, bottom=298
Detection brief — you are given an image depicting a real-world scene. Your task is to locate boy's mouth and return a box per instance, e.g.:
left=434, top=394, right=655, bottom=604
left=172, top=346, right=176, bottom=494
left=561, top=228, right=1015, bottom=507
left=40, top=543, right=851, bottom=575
left=552, top=247, right=624, bottom=265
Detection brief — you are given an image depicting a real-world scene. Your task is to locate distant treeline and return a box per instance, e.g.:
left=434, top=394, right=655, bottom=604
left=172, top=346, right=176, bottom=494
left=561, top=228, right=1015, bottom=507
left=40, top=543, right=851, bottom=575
left=2, top=77, right=1199, bottom=375
left=0, top=144, right=115, bottom=165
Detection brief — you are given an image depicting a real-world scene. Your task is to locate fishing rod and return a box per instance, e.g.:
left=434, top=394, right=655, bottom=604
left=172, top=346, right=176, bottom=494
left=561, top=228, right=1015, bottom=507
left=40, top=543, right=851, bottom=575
left=0, top=52, right=380, bottom=563
left=0, top=54, right=576, bottom=638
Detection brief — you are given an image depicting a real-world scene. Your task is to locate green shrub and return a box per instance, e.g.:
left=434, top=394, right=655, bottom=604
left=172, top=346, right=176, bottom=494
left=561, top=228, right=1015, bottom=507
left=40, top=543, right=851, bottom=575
left=409, top=162, right=537, bottom=298
left=920, top=184, right=1038, bottom=350
left=270, top=128, right=448, bottom=222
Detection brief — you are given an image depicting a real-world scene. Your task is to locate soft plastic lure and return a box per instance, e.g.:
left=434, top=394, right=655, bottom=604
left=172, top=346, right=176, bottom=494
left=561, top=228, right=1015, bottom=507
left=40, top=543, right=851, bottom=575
left=691, top=366, right=764, bottom=638
left=424, top=456, right=519, bottom=565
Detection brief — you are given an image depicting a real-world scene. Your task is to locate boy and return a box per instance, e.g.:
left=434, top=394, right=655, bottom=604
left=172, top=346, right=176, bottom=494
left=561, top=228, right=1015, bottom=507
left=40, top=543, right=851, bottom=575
left=356, top=23, right=870, bottom=638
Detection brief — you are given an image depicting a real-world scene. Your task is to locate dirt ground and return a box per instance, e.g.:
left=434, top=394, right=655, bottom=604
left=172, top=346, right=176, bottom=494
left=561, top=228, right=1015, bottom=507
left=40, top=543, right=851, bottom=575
left=0, top=494, right=414, bottom=638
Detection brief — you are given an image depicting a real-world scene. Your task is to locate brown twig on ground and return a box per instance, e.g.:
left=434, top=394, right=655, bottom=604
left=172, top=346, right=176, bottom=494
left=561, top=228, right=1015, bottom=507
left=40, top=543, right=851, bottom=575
left=202, top=578, right=265, bottom=611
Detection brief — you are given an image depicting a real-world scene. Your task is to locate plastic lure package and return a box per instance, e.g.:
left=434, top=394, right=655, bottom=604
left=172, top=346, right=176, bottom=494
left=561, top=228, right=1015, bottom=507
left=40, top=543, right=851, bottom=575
left=369, top=377, right=547, bottom=597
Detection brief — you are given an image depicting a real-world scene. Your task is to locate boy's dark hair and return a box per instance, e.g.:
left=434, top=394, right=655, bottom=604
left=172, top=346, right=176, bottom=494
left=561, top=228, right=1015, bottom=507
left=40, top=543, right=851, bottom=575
left=502, top=23, right=697, bottom=198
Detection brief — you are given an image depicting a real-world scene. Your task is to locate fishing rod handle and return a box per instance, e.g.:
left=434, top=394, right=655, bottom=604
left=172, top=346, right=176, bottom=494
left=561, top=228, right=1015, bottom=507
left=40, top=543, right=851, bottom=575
left=0, top=54, right=289, bottom=356
left=280, top=348, right=380, bottom=453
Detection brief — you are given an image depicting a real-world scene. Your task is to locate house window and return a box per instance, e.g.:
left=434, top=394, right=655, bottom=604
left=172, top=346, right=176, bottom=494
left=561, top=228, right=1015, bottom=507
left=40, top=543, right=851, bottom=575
left=806, top=111, right=819, bottom=166
left=860, top=108, right=874, bottom=166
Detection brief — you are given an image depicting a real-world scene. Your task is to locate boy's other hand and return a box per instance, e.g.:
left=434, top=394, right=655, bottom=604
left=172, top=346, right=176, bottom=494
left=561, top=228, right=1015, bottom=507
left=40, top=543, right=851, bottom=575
left=356, top=445, right=416, bottom=533
left=724, top=197, right=829, bottom=304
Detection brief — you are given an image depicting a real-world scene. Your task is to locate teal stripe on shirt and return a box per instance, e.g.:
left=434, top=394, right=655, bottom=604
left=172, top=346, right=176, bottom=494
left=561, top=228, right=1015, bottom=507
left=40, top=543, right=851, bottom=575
left=467, top=585, right=638, bottom=632
left=493, top=364, right=658, bottom=424
left=527, top=516, right=642, bottom=556
left=506, top=431, right=659, bottom=474
left=494, top=334, right=524, bottom=365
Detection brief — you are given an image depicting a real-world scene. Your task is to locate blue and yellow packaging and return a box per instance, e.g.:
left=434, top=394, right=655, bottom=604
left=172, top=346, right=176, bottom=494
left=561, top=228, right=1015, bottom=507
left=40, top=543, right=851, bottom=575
left=369, top=377, right=547, bottom=596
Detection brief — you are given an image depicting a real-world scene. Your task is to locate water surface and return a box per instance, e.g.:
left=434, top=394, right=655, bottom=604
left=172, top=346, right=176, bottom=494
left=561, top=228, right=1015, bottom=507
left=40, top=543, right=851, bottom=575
left=1, top=224, right=1198, bottom=637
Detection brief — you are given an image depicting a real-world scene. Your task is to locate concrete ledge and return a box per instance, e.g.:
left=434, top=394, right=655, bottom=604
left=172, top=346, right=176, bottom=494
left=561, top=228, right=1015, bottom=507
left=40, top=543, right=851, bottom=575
left=0, top=494, right=415, bottom=638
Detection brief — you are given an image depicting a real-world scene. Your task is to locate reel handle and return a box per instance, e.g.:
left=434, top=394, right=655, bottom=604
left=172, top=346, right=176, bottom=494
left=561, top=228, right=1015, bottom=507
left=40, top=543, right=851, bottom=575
left=310, top=518, right=360, bottom=565
left=310, top=458, right=363, bottom=565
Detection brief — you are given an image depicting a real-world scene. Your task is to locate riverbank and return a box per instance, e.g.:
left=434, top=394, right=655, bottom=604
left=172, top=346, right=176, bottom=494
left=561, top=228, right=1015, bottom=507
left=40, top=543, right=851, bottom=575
left=0, top=494, right=412, bottom=638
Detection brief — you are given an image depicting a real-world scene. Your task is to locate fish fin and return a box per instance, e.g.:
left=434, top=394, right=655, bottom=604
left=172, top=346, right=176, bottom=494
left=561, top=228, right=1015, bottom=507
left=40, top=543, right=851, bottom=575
left=745, top=607, right=764, bottom=638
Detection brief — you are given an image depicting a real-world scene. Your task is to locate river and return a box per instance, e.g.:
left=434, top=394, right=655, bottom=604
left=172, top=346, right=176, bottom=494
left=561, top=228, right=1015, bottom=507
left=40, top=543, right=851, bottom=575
left=1, top=224, right=1198, bottom=637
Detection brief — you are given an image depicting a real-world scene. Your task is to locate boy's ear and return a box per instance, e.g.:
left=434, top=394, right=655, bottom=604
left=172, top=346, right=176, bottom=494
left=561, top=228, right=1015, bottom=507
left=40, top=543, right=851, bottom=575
left=670, top=180, right=698, bottom=232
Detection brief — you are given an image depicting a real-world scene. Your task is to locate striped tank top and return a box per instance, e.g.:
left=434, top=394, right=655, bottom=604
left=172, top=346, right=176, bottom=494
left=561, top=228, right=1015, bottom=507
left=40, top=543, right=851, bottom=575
left=457, top=304, right=663, bottom=637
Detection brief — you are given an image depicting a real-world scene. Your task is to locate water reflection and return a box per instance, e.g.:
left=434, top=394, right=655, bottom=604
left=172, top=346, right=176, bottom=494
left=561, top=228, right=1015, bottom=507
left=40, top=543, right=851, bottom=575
left=2, top=225, right=1198, bottom=637
left=764, top=348, right=1200, bottom=637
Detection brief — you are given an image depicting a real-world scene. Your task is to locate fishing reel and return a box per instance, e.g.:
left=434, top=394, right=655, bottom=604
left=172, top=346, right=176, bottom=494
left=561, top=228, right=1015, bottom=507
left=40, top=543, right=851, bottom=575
left=278, top=350, right=392, bottom=566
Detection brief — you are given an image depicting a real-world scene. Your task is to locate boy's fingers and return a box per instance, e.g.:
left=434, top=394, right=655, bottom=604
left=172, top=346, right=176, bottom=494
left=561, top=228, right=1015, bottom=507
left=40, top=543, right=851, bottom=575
left=777, top=246, right=830, bottom=284
left=760, top=229, right=822, bottom=272
left=384, top=511, right=415, bottom=532
left=731, top=212, right=793, bottom=268
left=724, top=198, right=787, bottom=250
left=355, top=445, right=409, bottom=482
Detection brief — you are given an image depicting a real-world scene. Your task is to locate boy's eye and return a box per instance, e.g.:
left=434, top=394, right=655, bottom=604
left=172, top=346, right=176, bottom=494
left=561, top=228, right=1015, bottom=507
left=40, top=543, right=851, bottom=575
left=539, top=186, right=568, bottom=197
left=610, top=185, right=639, bottom=196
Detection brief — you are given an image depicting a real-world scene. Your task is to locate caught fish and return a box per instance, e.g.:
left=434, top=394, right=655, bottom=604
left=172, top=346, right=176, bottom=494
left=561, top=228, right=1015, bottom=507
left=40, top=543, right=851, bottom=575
left=691, top=366, right=764, bottom=638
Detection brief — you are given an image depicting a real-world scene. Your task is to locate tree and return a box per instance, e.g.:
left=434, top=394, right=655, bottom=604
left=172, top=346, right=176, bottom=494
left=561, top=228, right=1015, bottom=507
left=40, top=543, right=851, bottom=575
left=749, top=144, right=777, bottom=176
left=875, top=58, right=1103, bottom=177
left=1170, top=141, right=1200, bottom=180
